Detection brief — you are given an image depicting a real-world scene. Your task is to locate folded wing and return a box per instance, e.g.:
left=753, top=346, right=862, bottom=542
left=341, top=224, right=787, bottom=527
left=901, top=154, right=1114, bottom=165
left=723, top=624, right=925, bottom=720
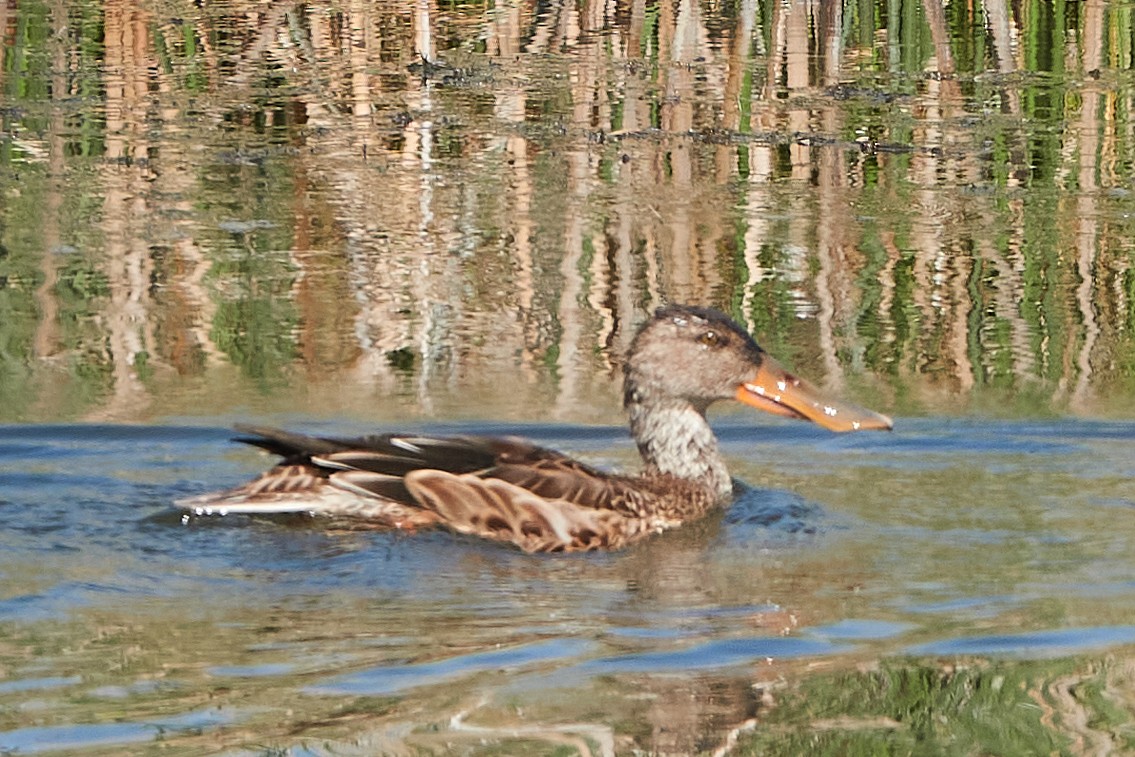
left=178, top=426, right=668, bottom=550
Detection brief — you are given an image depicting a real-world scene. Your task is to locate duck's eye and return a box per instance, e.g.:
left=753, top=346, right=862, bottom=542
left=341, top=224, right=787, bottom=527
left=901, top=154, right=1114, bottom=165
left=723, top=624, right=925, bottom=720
left=697, top=330, right=722, bottom=348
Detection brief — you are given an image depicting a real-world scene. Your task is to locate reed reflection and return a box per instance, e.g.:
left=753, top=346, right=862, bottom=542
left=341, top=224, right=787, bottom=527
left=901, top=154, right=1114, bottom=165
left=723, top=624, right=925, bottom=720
left=1, top=0, right=1134, bottom=422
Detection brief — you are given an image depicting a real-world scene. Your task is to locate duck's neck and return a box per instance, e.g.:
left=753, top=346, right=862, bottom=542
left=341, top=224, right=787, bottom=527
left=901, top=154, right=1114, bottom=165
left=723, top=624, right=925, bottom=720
left=625, top=391, right=733, bottom=500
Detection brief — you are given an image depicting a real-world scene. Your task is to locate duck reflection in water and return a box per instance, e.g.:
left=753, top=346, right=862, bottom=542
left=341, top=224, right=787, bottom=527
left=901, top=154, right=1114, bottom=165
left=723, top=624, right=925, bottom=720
left=178, top=305, right=892, bottom=551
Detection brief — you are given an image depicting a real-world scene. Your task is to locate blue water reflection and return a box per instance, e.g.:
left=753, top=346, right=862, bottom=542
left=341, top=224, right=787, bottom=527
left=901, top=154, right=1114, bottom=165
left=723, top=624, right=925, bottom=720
left=578, top=636, right=846, bottom=674
left=307, top=639, right=594, bottom=696
left=0, top=708, right=243, bottom=754
left=907, top=627, right=1135, bottom=658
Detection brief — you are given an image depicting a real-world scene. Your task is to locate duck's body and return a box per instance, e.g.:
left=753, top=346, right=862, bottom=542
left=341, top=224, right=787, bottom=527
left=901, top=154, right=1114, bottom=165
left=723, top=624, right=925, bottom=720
left=179, top=305, right=891, bottom=552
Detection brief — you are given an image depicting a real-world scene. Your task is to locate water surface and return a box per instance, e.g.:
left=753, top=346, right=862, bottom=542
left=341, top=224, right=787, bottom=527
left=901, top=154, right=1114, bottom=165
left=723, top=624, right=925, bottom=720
left=1, top=418, right=1134, bottom=753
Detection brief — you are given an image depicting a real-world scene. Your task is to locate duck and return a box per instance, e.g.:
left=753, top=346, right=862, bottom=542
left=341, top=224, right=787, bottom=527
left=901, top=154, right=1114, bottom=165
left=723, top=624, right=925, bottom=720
left=177, top=304, right=892, bottom=552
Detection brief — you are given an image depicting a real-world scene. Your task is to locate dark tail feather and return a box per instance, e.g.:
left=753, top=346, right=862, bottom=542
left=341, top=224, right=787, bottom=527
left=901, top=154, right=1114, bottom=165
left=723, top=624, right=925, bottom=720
left=232, top=424, right=349, bottom=459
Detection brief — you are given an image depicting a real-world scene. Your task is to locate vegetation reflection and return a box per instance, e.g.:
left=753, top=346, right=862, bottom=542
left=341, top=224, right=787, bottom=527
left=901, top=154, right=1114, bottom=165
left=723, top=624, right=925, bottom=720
left=2, top=0, right=1135, bottom=421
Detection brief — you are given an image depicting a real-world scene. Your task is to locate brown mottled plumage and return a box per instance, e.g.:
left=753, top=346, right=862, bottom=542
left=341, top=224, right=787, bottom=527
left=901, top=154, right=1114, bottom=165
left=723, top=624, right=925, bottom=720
left=177, top=305, right=892, bottom=552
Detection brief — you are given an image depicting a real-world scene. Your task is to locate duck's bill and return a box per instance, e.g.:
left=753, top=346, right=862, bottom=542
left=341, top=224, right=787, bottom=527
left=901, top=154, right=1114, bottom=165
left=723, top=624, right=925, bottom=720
left=735, top=355, right=893, bottom=432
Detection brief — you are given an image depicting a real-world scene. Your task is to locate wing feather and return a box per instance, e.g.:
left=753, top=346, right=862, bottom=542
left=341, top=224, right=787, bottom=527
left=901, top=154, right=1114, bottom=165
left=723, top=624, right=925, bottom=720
left=405, top=471, right=634, bottom=552
left=491, top=462, right=656, bottom=518
left=235, top=426, right=562, bottom=476
left=329, top=470, right=412, bottom=503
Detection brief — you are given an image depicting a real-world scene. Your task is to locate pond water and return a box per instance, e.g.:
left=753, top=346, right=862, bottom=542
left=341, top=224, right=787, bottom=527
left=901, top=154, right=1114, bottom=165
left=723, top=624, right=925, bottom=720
left=2, top=419, right=1134, bottom=754
left=2, top=0, right=1135, bottom=753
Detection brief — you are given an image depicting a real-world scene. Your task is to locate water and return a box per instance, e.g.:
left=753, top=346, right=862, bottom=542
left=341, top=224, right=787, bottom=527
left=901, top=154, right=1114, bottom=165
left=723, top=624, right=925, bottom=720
left=1, top=419, right=1133, bottom=753
left=3, top=0, right=1135, bottom=752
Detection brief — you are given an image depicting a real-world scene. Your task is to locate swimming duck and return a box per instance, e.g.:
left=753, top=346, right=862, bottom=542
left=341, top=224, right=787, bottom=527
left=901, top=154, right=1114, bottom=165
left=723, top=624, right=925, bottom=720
left=178, top=305, right=892, bottom=551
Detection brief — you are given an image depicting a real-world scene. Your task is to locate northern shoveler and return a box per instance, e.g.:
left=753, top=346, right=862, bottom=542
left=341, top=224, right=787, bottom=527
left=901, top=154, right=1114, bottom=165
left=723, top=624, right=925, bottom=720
left=178, top=304, right=892, bottom=551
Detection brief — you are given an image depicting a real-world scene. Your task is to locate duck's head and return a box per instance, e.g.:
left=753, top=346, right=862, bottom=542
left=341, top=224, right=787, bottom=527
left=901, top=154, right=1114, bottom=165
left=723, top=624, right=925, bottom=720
left=624, top=304, right=893, bottom=432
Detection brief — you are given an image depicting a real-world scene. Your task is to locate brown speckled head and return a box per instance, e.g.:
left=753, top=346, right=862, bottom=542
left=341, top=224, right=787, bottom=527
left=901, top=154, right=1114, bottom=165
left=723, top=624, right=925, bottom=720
left=624, top=305, right=767, bottom=412
left=625, top=304, right=893, bottom=431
